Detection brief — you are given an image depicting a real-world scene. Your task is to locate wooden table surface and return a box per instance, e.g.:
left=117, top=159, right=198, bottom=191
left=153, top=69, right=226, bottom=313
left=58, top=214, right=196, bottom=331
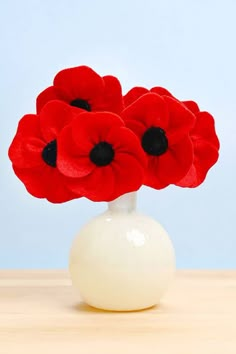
left=0, top=270, right=235, bottom=354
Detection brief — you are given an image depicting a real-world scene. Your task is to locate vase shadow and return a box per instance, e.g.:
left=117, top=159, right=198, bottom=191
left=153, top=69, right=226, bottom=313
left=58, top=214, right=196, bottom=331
left=71, top=301, right=159, bottom=314
left=73, top=302, right=107, bottom=313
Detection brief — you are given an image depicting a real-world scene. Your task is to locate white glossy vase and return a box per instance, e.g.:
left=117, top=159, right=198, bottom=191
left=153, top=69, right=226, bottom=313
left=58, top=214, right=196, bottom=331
left=69, top=192, right=175, bottom=311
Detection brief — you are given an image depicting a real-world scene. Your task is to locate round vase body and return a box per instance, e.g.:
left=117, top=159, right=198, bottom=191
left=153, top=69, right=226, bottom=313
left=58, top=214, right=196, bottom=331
left=69, top=193, right=175, bottom=311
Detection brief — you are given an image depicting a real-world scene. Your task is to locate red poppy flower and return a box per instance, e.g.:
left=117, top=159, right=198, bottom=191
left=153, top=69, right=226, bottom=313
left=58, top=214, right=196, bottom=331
left=36, top=65, right=123, bottom=115
left=124, top=86, right=220, bottom=187
left=8, top=101, right=80, bottom=203
left=175, top=102, right=219, bottom=187
left=121, top=93, right=195, bottom=189
left=57, top=112, right=146, bottom=202
left=124, top=86, right=175, bottom=107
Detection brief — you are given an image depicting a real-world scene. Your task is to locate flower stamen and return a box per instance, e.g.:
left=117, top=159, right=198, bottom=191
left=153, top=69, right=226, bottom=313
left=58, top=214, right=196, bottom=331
left=90, top=141, right=114, bottom=166
left=142, top=127, right=168, bottom=156
left=42, top=140, right=57, bottom=167
left=70, top=98, right=91, bottom=111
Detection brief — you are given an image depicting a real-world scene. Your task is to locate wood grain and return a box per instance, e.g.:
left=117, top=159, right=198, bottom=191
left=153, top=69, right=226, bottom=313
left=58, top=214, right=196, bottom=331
left=0, top=270, right=236, bottom=354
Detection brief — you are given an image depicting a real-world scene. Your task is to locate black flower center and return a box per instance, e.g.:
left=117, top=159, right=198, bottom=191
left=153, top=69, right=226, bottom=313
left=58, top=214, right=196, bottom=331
left=42, top=140, right=57, bottom=167
left=70, top=98, right=91, bottom=111
left=142, top=127, right=168, bottom=156
left=89, top=142, right=114, bottom=166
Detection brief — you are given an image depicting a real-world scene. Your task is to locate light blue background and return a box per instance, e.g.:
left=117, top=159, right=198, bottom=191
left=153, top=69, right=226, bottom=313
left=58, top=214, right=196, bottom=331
left=0, top=0, right=235, bottom=268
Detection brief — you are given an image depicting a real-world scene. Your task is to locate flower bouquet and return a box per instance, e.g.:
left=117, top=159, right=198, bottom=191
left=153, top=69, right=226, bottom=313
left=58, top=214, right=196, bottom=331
left=9, top=65, right=219, bottom=311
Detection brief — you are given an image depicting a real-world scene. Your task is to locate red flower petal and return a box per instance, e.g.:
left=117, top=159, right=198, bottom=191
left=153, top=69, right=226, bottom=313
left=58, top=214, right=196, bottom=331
left=8, top=114, right=45, bottom=169
left=53, top=65, right=104, bottom=105
left=192, top=111, right=220, bottom=150
left=11, top=114, right=41, bottom=139
left=57, top=112, right=124, bottom=178
left=13, top=165, right=79, bottom=203
left=176, top=141, right=219, bottom=187
left=182, top=100, right=200, bottom=114
left=164, top=96, right=195, bottom=144
left=101, top=75, right=123, bottom=113
left=64, top=151, right=145, bottom=203
left=9, top=102, right=85, bottom=203
left=123, top=87, right=149, bottom=107
left=144, top=156, right=170, bottom=190
left=122, top=93, right=169, bottom=131
left=58, top=113, right=146, bottom=201
left=57, top=125, right=95, bottom=178
left=166, top=137, right=194, bottom=181
left=123, top=120, right=146, bottom=140
left=110, top=153, right=144, bottom=199
left=13, top=165, right=46, bottom=198
left=39, top=100, right=77, bottom=142
left=44, top=168, right=80, bottom=203
left=71, top=111, right=124, bottom=146
left=150, top=87, right=174, bottom=97
left=107, top=126, right=146, bottom=166
left=15, top=137, right=45, bottom=169
left=36, top=86, right=69, bottom=113
left=176, top=111, right=219, bottom=187
left=145, top=136, right=193, bottom=189
left=66, top=165, right=115, bottom=202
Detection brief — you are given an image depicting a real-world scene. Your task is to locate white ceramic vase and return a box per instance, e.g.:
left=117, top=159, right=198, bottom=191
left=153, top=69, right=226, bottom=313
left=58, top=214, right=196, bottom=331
left=69, top=192, right=175, bottom=311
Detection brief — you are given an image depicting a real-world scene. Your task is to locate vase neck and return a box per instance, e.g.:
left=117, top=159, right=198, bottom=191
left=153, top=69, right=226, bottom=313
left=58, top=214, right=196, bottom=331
left=108, top=192, right=137, bottom=213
